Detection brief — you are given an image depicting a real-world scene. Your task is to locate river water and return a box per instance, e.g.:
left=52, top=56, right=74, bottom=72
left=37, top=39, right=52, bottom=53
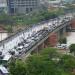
left=67, top=32, right=75, bottom=47
left=0, top=33, right=8, bottom=41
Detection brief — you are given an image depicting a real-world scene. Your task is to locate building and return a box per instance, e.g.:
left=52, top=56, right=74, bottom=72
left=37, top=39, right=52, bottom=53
left=47, top=0, right=63, bottom=7
left=7, top=0, right=40, bottom=14
left=44, top=0, right=67, bottom=10
left=63, top=0, right=74, bottom=3
left=0, top=0, right=7, bottom=13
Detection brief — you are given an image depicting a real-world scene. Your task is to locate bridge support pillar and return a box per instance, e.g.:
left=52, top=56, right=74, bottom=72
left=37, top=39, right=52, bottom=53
left=62, top=27, right=67, bottom=38
left=44, top=33, right=58, bottom=47
left=38, top=43, right=45, bottom=50
left=57, top=27, right=67, bottom=43
left=31, top=43, right=45, bottom=54
left=31, top=47, right=38, bottom=55
left=71, top=19, right=75, bottom=29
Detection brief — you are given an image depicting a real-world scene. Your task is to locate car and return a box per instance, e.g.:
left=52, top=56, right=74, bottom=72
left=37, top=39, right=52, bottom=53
left=33, top=36, right=40, bottom=42
left=31, top=40, right=36, bottom=45
left=18, top=42, right=24, bottom=46
left=61, top=44, right=67, bottom=49
left=56, top=44, right=67, bottom=49
left=9, top=49, right=16, bottom=55
left=38, top=34, right=43, bottom=39
left=16, top=45, right=24, bottom=51
left=24, top=39, right=35, bottom=47
left=23, top=39, right=30, bottom=44
left=52, top=24, right=56, bottom=28
left=24, top=43, right=33, bottom=52
left=31, top=36, right=36, bottom=39
left=24, top=44, right=30, bottom=53
left=56, top=44, right=63, bottom=48
left=30, top=37, right=35, bottom=40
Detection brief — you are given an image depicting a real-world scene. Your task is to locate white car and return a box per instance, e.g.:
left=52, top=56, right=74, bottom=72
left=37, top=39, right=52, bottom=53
left=56, top=44, right=67, bottom=49
left=56, top=45, right=63, bottom=48
left=16, top=45, right=24, bottom=50
left=24, top=44, right=30, bottom=48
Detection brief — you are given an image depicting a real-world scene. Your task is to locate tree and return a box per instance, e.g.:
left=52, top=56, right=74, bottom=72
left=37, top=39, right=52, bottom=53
left=69, top=44, right=75, bottom=55
left=9, top=47, right=74, bottom=75
left=26, top=56, right=57, bottom=75
left=59, top=38, right=67, bottom=44
left=9, top=59, right=27, bottom=75
left=59, top=55, right=75, bottom=72
left=40, top=47, right=60, bottom=60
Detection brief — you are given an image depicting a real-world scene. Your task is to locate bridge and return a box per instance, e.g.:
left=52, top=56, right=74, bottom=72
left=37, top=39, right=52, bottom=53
left=0, top=13, right=74, bottom=61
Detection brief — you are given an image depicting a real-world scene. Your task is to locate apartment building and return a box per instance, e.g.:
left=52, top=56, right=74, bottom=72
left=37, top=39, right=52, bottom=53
left=7, top=0, right=40, bottom=14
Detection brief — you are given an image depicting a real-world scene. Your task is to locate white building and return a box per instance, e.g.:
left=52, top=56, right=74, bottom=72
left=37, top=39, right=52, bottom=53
left=45, top=0, right=64, bottom=7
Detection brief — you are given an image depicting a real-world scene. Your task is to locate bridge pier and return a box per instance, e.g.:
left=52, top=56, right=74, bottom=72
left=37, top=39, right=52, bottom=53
left=57, top=27, right=66, bottom=39
left=31, top=47, right=39, bottom=55
left=67, top=19, right=75, bottom=32
left=38, top=43, right=45, bottom=50
left=31, top=43, right=45, bottom=54
left=71, top=19, right=75, bottom=29
left=57, top=27, right=67, bottom=44
left=44, top=33, right=58, bottom=47
left=44, top=38, right=50, bottom=47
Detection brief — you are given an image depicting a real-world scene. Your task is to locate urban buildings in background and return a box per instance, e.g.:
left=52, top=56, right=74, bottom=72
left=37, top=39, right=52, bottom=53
left=7, top=0, right=41, bottom=14
left=0, top=0, right=75, bottom=15
left=0, top=0, right=41, bottom=14
left=0, top=0, right=7, bottom=13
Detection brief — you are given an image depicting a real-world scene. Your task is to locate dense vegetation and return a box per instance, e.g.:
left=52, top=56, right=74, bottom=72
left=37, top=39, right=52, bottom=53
left=0, top=8, right=65, bottom=32
left=0, top=3, right=74, bottom=32
left=69, top=44, right=75, bottom=56
left=9, top=47, right=75, bottom=75
left=59, top=37, right=67, bottom=44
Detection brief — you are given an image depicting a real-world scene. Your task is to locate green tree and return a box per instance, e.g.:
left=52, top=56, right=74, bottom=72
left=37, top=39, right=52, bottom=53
left=26, top=56, right=57, bottom=75
left=59, top=55, right=75, bottom=72
left=9, top=59, right=27, bottom=75
left=40, top=47, right=60, bottom=60
left=69, top=44, right=75, bottom=55
left=59, top=38, right=67, bottom=44
left=9, top=47, right=74, bottom=75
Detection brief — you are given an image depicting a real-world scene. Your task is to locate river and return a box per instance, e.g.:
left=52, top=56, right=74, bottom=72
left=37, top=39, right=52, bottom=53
left=67, top=32, right=75, bottom=47
left=0, top=33, right=8, bottom=41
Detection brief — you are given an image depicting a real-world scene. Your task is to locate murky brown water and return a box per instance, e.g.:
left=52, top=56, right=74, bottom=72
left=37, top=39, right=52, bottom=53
left=0, top=33, right=8, bottom=41
left=67, top=32, right=75, bottom=47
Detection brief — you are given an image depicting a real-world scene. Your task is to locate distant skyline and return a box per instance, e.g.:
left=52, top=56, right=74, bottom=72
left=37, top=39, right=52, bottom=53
left=63, top=0, right=74, bottom=2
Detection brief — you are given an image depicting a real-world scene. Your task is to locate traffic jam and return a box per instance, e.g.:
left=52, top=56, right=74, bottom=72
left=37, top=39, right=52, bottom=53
left=0, top=14, right=73, bottom=62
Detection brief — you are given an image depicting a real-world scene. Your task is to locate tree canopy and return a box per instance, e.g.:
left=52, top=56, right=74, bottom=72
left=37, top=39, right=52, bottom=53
left=69, top=44, right=75, bottom=55
left=9, top=47, right=75, bottom=75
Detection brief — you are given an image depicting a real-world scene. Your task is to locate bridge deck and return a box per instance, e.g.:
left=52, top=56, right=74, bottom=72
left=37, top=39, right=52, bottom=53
left=0, top=14, right=74, bottom=60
